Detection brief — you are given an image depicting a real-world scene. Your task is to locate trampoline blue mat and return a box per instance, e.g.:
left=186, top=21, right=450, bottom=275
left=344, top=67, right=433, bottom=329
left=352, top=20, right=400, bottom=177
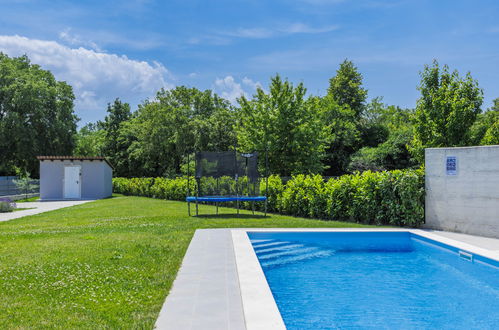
left=186, top=196, right=267, bottom=203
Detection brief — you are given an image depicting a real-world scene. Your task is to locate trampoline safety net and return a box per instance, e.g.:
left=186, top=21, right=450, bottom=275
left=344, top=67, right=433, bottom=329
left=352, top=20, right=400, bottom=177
left=195, top=151, right=259, bottom=181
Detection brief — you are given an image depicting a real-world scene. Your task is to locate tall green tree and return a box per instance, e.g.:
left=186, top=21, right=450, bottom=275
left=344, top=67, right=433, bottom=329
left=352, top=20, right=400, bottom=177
left=349, top=100, right=416, bottom=171
left=0, top=53, right=78, bottom=176
left=237, top=75, right=330, bottom=175
left=122, top=87, right=236, bottom=177
left=490, top=97, right=499, bottom=112
left=323, top=60, right=367, bottom=175
left=481, top=121, right=499, bottom=145
left=469, top=97, right=499, bottom=145
left=321, top=94, right=361, bottom=175
left=101, top=99, right=132, bottom=175
left=328, top=59, right=368, bottom=117
left=410, top=60, right=483, bottom=161
left=74, top=123, right=105, bottom=156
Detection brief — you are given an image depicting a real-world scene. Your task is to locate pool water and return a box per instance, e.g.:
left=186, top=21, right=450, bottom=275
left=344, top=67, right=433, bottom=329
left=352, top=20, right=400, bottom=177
left=248, top=232, right=499, bottom=329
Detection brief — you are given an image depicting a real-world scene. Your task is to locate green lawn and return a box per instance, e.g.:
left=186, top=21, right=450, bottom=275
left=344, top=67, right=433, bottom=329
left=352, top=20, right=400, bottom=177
left=15, top=196, right=40, bottom=203
left=0, top=196, right=374, bottom=329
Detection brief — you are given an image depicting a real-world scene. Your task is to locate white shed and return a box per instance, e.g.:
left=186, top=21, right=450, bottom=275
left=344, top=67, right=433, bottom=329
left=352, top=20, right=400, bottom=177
left=37, top=156, right=113, bottom=200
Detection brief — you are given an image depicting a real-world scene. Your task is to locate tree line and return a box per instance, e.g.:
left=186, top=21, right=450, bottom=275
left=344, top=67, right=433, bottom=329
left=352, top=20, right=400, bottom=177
left=1, top=53, right=498, bottom=178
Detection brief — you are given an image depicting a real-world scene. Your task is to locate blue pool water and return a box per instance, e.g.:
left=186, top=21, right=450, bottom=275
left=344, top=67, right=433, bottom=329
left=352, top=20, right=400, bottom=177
left=248, top=232, right=499, bottom=329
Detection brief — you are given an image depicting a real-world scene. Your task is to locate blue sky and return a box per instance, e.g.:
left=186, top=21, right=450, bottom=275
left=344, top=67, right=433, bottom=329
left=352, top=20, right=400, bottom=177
left=1, top=0, right=498, bottom=125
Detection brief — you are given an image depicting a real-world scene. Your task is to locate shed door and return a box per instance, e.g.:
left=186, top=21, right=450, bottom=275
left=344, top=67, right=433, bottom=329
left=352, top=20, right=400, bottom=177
left=64, top=166, right=81, bottom=199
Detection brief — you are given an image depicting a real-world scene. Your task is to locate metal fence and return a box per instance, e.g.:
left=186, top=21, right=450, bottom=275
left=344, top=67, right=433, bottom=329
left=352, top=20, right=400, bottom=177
left=0, top=176, right=40, bottom=199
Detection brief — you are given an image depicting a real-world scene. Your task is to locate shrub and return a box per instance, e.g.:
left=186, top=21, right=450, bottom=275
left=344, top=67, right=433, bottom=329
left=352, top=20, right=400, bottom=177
left=279, top=174, right=327, bottom=218
left=0, top=198, right=16, bottom=212
left=260, top=175, right=284, bottom=213
left=112, top=168, right=425, bottom=227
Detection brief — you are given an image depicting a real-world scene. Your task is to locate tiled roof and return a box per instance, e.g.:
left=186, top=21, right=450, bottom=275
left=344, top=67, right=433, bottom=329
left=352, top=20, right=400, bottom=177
left=36, top=156, right=113, bottom=168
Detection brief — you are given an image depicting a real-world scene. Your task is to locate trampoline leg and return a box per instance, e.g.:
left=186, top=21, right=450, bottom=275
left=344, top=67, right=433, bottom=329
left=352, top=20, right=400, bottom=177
left=237, top=199, right=240, bottom=215
left=216, top=202, right=218, bottom=215
left=196, top=200, right=199, bottom=216
left=188, top=202, right=191, bottom=216
left=252, top=201, right=255, bottom=215
left=264, top=200, right=267, bottom=217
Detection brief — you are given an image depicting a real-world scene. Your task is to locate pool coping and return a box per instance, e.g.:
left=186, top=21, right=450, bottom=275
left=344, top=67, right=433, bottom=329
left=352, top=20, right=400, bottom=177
left=230, top=228, right=499, bottom=329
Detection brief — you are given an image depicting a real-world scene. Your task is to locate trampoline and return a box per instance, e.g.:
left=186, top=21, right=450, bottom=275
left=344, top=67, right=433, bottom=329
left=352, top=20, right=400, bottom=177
left=186, top=150, right=268, bottom=216
left=186, top=196, right=267, bottom=203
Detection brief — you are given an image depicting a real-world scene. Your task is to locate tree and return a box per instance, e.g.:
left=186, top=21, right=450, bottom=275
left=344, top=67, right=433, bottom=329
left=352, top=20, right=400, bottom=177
left=480, top=98, right=499, bottom=145
left=490, top=97, right=499, bottom=112
left=321, top=94, right=361, bottom=175
left=481, top=121, right=499, bottom=145
left=410, top=60, right=483, bottom=161
left=100, top=99, right=132, bottom=175
left=323, top=60, right=368, bottom=175
left=237, top=75, right=331, bottom=175
left=74, top=123, right=105, bottom=156
left=0, top=53, right=78, bottom=176
left=328, top=59, right=368, bottom=117
left=469, top=98, right=499, bottom=145
left=121, top=87, right=237, bottom=177
left=349, top=101, right=416, bottom=172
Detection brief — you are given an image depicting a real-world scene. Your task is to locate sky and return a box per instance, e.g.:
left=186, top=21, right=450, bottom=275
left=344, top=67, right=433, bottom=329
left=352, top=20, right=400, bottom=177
left=0, top=0, right=498, bottom=125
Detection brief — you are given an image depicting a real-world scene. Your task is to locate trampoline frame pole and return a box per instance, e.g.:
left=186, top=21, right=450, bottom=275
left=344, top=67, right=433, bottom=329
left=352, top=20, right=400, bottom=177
left=264, top=148, right=268, bottom=217
left=236, top=178, right=240, bottom=215
left=187, top=153, right=191, bottom=216
left=196, top=166, right=200, bottom=217
left=234, top=147, right=240, bottom=216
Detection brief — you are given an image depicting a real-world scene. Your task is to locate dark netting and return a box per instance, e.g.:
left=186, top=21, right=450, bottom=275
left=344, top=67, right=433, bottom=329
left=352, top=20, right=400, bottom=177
left=195, top=151, right=236, bottom=178
left=195, top=151, right=259, bottom=180
left=237, top=152, right=259, bottom=181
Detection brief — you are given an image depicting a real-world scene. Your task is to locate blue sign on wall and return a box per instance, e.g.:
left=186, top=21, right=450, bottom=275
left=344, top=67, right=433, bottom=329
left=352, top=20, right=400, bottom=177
left=446, top=156, right=457, bottom=175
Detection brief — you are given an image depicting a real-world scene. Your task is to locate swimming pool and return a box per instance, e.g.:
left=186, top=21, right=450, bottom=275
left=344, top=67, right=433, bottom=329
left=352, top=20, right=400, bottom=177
left=247, top=231, right=499, bottom=329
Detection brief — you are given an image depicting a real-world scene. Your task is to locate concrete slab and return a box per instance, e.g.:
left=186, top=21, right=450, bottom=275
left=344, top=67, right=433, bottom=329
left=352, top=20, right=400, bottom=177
left=155, top=229, right=245, bottom=330
left=426, top=229, right=499, bottom=252
left=0, top=200, right=92, bottom=222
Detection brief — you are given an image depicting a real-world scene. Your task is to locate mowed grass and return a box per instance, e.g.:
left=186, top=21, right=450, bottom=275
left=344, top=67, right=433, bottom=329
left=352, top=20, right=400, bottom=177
left=0, top=196, right=374, bottom=329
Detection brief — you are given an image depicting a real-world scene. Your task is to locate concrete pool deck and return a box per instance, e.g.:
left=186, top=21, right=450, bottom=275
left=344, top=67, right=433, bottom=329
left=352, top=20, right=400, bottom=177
left=154, top=228, right=499, bottom=330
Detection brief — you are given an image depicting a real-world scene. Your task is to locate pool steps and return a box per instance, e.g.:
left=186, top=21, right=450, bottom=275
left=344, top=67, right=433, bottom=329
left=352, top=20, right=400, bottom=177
left=251, top=239, right=334, bottom=268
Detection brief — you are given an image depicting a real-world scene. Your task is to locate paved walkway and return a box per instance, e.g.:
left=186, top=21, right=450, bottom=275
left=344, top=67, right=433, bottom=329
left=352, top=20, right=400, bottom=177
left=426, top=229, right=499, bottom=252
left=0, top=200, right=92, bottom=222
left=155, top=228, right=499, bottom=330
left=155, top=229, right=245, bottom=330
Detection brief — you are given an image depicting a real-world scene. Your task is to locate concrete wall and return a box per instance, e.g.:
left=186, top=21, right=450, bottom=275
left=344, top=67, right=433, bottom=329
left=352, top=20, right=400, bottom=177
left=424, top=146, right=499, bottom=238
left=40, top=160, right=112, bottom=200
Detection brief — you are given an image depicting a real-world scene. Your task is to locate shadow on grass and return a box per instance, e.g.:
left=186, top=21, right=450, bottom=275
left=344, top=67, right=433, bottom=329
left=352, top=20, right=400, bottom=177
left=193, top=213, right=270, bottom=219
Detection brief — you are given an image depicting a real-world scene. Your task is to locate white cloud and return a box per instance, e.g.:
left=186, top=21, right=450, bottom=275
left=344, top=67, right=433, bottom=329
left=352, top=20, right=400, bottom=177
left=242, top=77, right=263, bottom=91
left=214, top=76, right=246, bottom=103
left=228, top=28, right=275, bottom=39
left=187, top=35, right=231, bottom=46
left=222, top=23, right=339, bottom=39
left=282, top=23, right=338, bottom=34
left=213, top=76, right=262, bottom=103
left=0, top=35, right=173, bottom=123
left=59, top=28, right=102, bottom=52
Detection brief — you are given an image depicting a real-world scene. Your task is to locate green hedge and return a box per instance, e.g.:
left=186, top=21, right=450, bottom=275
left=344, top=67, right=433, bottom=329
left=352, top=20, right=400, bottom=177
left=113, top=168, right=424, bottom=227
